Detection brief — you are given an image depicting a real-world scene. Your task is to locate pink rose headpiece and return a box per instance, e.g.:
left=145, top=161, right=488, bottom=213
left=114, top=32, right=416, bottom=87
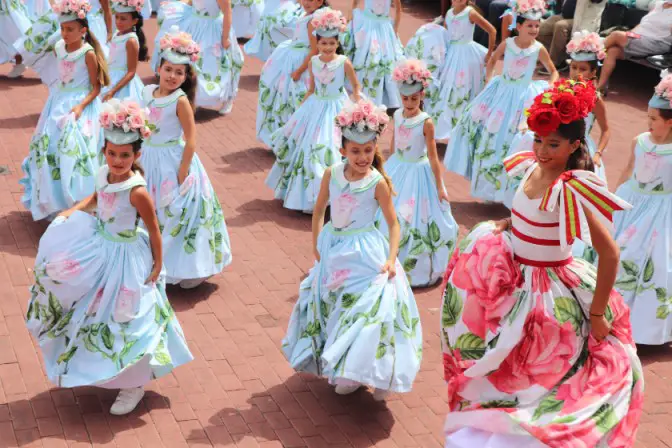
left=53, top=0, right=92, bottom=22
left=311, top=7, right=347, bottom=38
left=159, top=26, right=201, bottom=65
left=100, top=98, right=152, bottom=144
left=566, top=31, right=606, bottom=63
left=335, top=99, right=390, bottom=144
left=650, top=70, right=672, bottom=110
left=392, top=59, right=431, bottom=95
left=112, top=0, right=145, bottom=14
left=503, top=0, right=546, bottom=30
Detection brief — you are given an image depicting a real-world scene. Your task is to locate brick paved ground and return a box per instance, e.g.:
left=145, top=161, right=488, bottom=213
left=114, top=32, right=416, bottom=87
left=0, top=1, right=671, bottom=447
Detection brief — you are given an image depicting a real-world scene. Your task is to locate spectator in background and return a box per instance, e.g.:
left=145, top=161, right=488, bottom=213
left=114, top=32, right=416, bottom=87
left=597, top=0, right=672, bottom=91
left=537, top=0, right=577, bottom=72
left=573, top=0, right=608, bottom=34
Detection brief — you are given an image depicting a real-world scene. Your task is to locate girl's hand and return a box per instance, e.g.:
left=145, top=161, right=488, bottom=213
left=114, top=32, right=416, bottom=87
left=439, top=189, right=450, bottom=203
left=70, top=104, right=84, bottom=120
left=102, top=91, right=114, bottom=102
left=593, top=152, right=603, bottom=167
left=351, top=93, right=361, bottom=103
left=145, top=263, right=161, bottom=285
left=381, top=259, right=397, bottom=279
left=313, top=247, right=321, bottom=262
left=222, top=35, right=231, bottom=49
left=589, top=314, right=611, bottom=342
left=107, top=31, right=113, bottom=43
left=58, top=209, right=75, bottom=220
left=492, top=218, right=510, bottom=235
left=291, top=69, right=302, bottom=82
left=485, top=52, right=492, bottom=63
left=178, top=166, right=189, bottom=185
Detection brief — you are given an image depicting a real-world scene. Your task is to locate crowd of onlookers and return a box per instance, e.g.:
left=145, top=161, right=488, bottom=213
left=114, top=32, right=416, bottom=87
left=440, top=0, right=672, bottom=91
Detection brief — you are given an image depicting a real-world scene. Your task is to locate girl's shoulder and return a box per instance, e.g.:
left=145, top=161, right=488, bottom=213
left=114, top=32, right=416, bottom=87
left=330, top=163, right=383, bottom=193
left=395, top=109, right=430, bottom=128
left=55, top=39, right=93, bottom=60
left=143, top=85, right=186, bottom=107
left=115, top=31, right=138, bottom=43
left=96, top=166, right=147, bottom=194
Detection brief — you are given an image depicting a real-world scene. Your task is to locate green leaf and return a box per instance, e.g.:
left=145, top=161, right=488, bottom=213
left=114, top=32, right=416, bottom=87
left=154, top=304, right=162, bottom=324
left=656, top=287, right=668, bottom=302
left=370, top=296, right=382, bottom=317
left=199, top=201, right=207, bottom=221
left=117, top=229, right=136, bottom=239
left=398, top=232, right=410, bottom=248
left=593, top=403, right=619, bottom=433
left=154, top=337, right=171, bottom=365
left=656, top=305, right=670, bottom=319
left=24, top=39, right=34, bottom=52
left=215, top=250, right=223, bottom=264
left=428, top=221, right=441, bottom=243
left=481, top=398, right=518, bottom=409
left=55, top=308, right=74, bottom=332
left=551, top=415, right=577, bottom=424
left=184, top=231, right=197, bottom=254
left=441, top=283, right=463, bottom=328
left=57, top=346, right=78, bottom=364
left=614, top=275, right=637, bottom=291
left=402, top=257, right=418, bottom=273
left=341, top=293, right=359, bottom=309
left=101, top=324, right=114, bottom=350
left=409, top=240, right=427, bottom=256
left=48, top=292, right=63, bottom=317
left=643, top=257, right=654, bottom=283
left=401, top=303, right=411, bottom=328
left=458, top=238, right=471, bottom=252
left=621, top=260, right=639, bottom=277
left=376, top=343, right=386, bottom=359
left=507, top=292, right=527, bottom=324
left=51, top=168, right=61, bottom=181
left=532, top=393, right=564, bottom=421
left=553, top=297, right=583, bottom=333
left=453, top=332, right=485, bottom=360
left=169, top=223, right=183, bottom=238
left=119, top=340, right=137, bottom=360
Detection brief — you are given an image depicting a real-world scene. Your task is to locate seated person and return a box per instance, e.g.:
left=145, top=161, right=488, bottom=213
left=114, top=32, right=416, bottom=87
left=598, top=0, right=672, bottom=91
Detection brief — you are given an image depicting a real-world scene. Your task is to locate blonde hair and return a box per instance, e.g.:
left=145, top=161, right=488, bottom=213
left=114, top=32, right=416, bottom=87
left=78, top=18, right=110, bottom=86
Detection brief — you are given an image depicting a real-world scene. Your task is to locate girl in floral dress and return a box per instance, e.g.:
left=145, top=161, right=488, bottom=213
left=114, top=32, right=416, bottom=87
left=102, top=0, right=149, bottom=102
left=283, top=99, right=422, bottom=401
left=231, top=0, right=264, bottom=38
left=26, top=100, right=193, bottom=416
left=405, top=0, right=496, bottom=139
left=256, top=0, right=326, bottom=146
left=441, top=78, right=643, bottom=447
left=20, top=0, right=110, bottom=221
left=243, top=0, right=302, bottom=62
left=0, top=0, right=32, bottom=78
left=343, top=0, right=404, bottom=108
left=153, top=0, right=244, bottom=115
left=611, top=72, right=672, bottom=345
left=142, top=30, right=232, bottom=289
left=375, top=60, right=457, bottom=287
left=266, top=8, right=360, bottom=213
left=444, top=0, right=556, bottom=204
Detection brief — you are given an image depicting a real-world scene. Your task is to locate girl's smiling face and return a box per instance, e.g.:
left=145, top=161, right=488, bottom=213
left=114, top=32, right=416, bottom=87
left=104, top=142, right=140, bottom=177
left=158, top=60, right=187, bottom=92
left=516, top=19, right=540, bottom=41
left=340, top=139, right=376, bottom=176
left=317, top=36, right=339, bottom=56
left=114, top=12, right=138, bottom=33
left=60, top=21, right=87, bottom=46
left=569, top=60, right=597, bottom=81
left=401, top=90, right=424, bottom=111
left=533, top=131, right=580, bottom=173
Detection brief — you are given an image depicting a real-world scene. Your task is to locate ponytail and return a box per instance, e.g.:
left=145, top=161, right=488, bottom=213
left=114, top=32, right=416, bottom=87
left=132, top=13, right=149, bottom=62
left=556, top=120, right=595, bottom=172
left=78, top=18, right=110, bottom=86
left=131, top=140, right=145, bottom=176
left=373, top=143, right=396, bottom=195
left=180, top=64, right=197, bottom=111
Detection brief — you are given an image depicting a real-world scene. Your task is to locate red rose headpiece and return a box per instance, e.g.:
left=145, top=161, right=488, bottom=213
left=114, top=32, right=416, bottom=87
left=525, top=77, right=597, bottom=137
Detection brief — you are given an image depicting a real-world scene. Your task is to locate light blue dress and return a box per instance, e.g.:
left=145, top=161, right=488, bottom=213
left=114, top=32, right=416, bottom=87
left=444, top=38, right=547, bottom=203
left=0, top=0, right=31, bottom=64
left=103, top=32, right=145, bottom=101
left=153, top=0, right=244, bottom=112
left=26, top=166, right=193, bottom=389
left=231, top=0, right=264, bottom=38
left=265, top=54, right=348, bottom=212
left=20, top=40, right=102, bottom=221
left=140, top=85, right=232, bottom=284
left=613, top=133, right=672, bottom=345
left=342, top=0, right=404, bottom=108
left=282, top=162, right=422, bottom=392
left=243, top=0, right=302, bottom=62
left=255, top=12, right=313, bottom=146
left=86, top=0, right=111, bottom=58
left=584, top=112, right=607, bottom=181
left=376, top=110, right=458, bottom=287
left=24, top=0, right=51, bottom=18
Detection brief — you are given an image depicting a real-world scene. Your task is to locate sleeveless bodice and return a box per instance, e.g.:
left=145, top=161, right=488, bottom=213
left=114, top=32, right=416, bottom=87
left=365, top=0, right=391, bottom=17
left=630, top=132, right=672, bottom=195
left=191, top=0, right=221, bottom=16
left=95, top=166, right=147, bottom=240
left=502, top=38, right=542, bottom=83
left=445, top=7, right=475, bottom=44
left=329, top=162, right=383, bottom=231
left=142, top=85, right=185, bottom=145
left=55, top=40, right=94, bottom=91
left=393, top=109, right=430, bottom=162
left=311, top=55, right=346, bottom=98
left=108, top=32, right=138, bottom=72
left=292, top=13, right=313, bottom=46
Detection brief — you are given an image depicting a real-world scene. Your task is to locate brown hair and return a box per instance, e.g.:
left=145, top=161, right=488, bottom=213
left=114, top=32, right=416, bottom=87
left=76, top=18, right=110, bottom=86
left=102, top=139, right=145, bottom=176
left=556, top=119, right=595, bottom=172
left=130, top=12, right=149, bottom=61
left=659, top=108, right=672, bottom=121
left=372, top=143, right=395, bottom=194
left=159, top=58, right=197, bottom=110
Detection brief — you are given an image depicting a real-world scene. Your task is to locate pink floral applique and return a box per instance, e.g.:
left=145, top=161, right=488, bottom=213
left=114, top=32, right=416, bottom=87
left=97, top=190, right=117, bottom=221
left=636, top=151, right=661, bottom=184
left=59, top=60, right=76, bottom=84
left=332, top=192, right=358, bottom=229
left=326, top=269, right=351, bottom=291
left=396, top=125, right=412, bottom=151
left=371, top=0, right=387, bottom=15
left=397, top=198, right=415, bottom=224
left=507, top=56, right=530, bottom=80
left=148, top=106, right=162, bottom=123
left=315, top=64, right=335, bottom=85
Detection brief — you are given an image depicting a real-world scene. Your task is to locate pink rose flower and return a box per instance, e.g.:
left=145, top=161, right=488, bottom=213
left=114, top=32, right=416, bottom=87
left=452, top=233, right=522, bottom=339
left=522, top=421, right=601, bottom=448
left=370, top=39, right=380, bottom=55
left=443, top=350, right=474, bottom=411
left=113, top=287, right=139, bottom=323
left=100, top=111, right=112, bottom=128
left=97, top=190, right=117, bottom=221
left=455, top=70, right=466, bottom=89
left=113, top=112, right=126, bottom=127
left=486, top=110, right=505, bottom=134
left=616, top=225, right=637, bottom=246
left=129, top=114, right=144, bottom=130
left=531, top=268, right=551, bottom=293
left=636, top=151, right=660, bottom=184
left=87, top=288, right=104, bottom=316
left=355, top=29, right=367, bottom=48
left=331, top=193, right=358, bottom=229
left=397, top=198, right=415, bottom=224
left=160, top=179, right=176, bottom=206
left=608, top=375, right=644, bottom=448
left=488, top=297, right=579, bottom=393
left=46, top=256, right=82, bottom=282
left=555, top=265, right=581, bottom=289
left=59, top=60, right=75, bottom=84
left=148, top=106, right=162, bottom=123
left=315, top=65, right=335, bottom=85
left=352, top=110, right=365, bottom=123
left=326, top=269, right=351, bottom=291
left=507, top=56, right=530, bottom=80
left=396, top=125, right=412, bottom=150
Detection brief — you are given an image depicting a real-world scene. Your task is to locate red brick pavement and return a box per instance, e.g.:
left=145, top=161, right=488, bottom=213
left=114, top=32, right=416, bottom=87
left=0, top=2, right=670, bottom=447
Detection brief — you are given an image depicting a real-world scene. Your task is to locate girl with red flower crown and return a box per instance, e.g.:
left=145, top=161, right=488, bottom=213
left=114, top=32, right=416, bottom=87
left=440, top=78, right=644, bottom=447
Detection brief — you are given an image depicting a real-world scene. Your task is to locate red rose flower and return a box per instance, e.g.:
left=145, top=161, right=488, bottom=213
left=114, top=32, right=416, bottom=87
left=554, top=92, right=579, bottom=123
left=527, top=108, right=562, bottom=136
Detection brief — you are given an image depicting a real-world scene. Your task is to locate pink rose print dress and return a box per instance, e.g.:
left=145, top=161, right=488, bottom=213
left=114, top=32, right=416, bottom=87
left=19, top=39, right=103, bottom=221
left=0, top=0, right=31, bottom=66
left=283, top=162, right=422, bottom=393
left=102, top=31, right=145, bottom=102
left=140, top=85, right=232, bottom=284
left=440, top=152, right=644, bottom=447
left=243, top=0, right=302, bottom=62
left=612, top=133, right=672, bottom=344
left=26, top=166, right=193, bottom=389
left=444, top=38, right=547, bottom=203
left=152, top=0, right=244, bottom=112
left=341, top=0, right=404, bottom=108
left=375, top=109, right=458, bottom=287
left=265, top=54, right=348, bottom=213
left=231, top=0, right=264, bottom=38
left=255, top=11, right=313, bottom=146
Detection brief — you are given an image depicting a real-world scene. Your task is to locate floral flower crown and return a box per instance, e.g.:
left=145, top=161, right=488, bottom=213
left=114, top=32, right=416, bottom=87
left=111, top=0, right=145, bottom=14
left=392, top=59, right=432, bottom=95
left=566, top=31, right=606, bottom=62
left=335, top=100, right=390, bottom=144
left=53, top=0, right=92, bottom=21
left=525, top=77, right=597, bottom=137
left=159, top=26, right=200, bottom=64
left=651, top=70, right=672, bottom=110
left=311, top=7, right=346, bottom=37
left=100, top=99, right=152, bottom=144
left=504, top=0, right=546, bottom=29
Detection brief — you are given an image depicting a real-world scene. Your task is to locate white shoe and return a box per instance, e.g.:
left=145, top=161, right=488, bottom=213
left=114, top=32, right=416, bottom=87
left=110, top=387, right=144, bottom=415
left=179, top=278, right=207, bottom=289
left=218, top=101, right=233, bottom=115
left=7, top=64, right=26, bottom=78
left=372, top=389, right=390, bottom=401
left=334, top=384, right=361, bottom=395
